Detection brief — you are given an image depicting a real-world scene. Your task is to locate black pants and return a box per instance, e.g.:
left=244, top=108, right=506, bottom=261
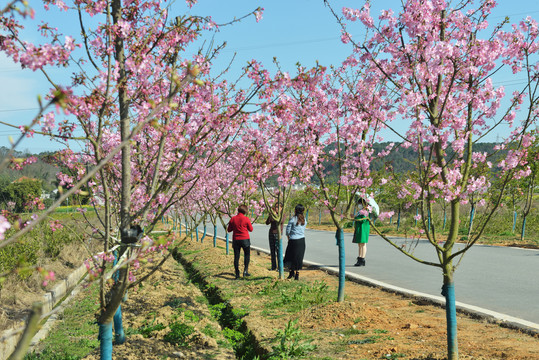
left=232, top=239, right=251, bottom=274
left=268, top=232, right=279, bottom=270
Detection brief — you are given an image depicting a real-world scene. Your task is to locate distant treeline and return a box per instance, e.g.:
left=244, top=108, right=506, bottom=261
left=322, top=142, right=505, bottom=177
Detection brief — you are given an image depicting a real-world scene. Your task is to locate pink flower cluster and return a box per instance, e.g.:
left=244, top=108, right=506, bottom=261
left=49, top=220, right=64, bottom=232
left=0, top=215, right=11, bottom=241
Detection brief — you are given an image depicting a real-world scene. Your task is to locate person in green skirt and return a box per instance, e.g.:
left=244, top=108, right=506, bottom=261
left=353, top=197, right=370, bottom=266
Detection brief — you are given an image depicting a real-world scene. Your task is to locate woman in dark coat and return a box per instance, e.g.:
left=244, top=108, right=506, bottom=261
left=283, top=204, right=306, bottom=280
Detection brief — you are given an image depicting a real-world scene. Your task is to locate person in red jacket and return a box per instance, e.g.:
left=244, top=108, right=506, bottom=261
left=227, top=205, right=254, bottom=279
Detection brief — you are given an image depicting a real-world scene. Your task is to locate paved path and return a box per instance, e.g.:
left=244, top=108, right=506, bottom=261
left=199, top=222, right=539, bottom=329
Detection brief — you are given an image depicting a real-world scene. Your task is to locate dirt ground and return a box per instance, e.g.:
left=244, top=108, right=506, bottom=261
left=5, top=231, right=539, bottom=359
left=170, top=238, right=539, bottom=360
left=80, top=255, right=236, bottom=360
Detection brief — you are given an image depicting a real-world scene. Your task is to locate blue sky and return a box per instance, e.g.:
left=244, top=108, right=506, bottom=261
left=1, top=0, right=538, bottom=153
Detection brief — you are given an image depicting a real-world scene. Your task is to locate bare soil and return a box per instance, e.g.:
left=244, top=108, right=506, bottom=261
left=166, top=237, right=539, bottom=360
left=6, top=230, right=539, bottom=359
left=80, top=255, right=236, bottom=360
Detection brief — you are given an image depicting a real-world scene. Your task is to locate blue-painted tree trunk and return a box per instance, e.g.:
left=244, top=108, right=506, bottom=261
left=98, top=322, right=113, bottom=360
left=201, top=225, right=206, bottom=243
left=443, top=210, right=447, bottom=231
left=415, top=207, right=418, bottom=226
left=196, top=226, right=199, bottom=242
left=225, top=232, right=229, bottom=255
left=278, top=234, right=284, bottom=279
left=113, top=305, right=125, bottom=344
left=521, top=217, right=527, bottom=240
left=306, top=210, right=309, bottom=223
left=112, top=253, right=125, bottom=345
left=336, top=228, right=345, bottom=302
left=397, top=209, right=401, bottom=231
left=513, top=211, right=517, bottom=233
left=213, top=225, right=217, bottom=247
left=468, top=205, right=475, bottom=235
left=442, top=283, right=459, bottom=360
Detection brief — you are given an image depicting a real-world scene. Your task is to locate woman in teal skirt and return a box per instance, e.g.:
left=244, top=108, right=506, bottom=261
left=353, top=198, right=370, bottom=266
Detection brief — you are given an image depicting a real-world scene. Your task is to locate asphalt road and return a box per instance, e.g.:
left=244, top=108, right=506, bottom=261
left=201, top=222, right=539, bottom=327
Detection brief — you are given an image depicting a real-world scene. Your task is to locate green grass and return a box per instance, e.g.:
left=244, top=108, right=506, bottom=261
left=257, top=280, right=332, bottom=313
left=24, top=282, right=100, bottom=359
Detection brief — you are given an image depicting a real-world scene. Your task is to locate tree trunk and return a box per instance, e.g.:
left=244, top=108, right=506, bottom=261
left=278, top=232, right=284, bottom=280
left=98, top=2, right=131, bottom=358
left=467, top=203, right=475, bottom=238
left=442, top=279, right=459, bottom=360
left=336, top=228, right=345, bottom=302
left=201, top=223, right=206, bottom=243
left=397, top=208, right=401, bottom=231
left=443, top=199, right=460, bottom=360
left=521, top=216, right=527, bottom=240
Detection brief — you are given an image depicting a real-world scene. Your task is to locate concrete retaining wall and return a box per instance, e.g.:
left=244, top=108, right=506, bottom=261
left=0, top=264, right=87, bottom=360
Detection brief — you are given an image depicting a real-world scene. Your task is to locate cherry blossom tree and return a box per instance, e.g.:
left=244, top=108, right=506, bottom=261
left=1, top=0, right=263, bottom=358
left=241, top=68, right=322, bottom=278
left=246, top=59, right=392, bottom=295
left=332, top=0, right=539, bottom=358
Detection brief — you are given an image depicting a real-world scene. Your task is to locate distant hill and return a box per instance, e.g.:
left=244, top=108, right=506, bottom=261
left=0, top=147, right=60, bottom=191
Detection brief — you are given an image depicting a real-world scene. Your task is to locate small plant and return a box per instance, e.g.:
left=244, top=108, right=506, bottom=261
left=258, top=280, right=280, bottom=296
left=265, top=281, right=331, bottom=313
left=222, top=327, right=245, bottom=348
left=181, top=308, right=200, bottom=322
left=137, top=317, right=166, bottom=338
left=202, top=323, right=218, bottom=338
left=310, top=281, right=330, bottom=304
left=269, top=319, right=316, bottom=359
left=164, top=297, right=185, bottom=308
left=209, top=302, right=227, bottom=322
left=343, top=328, right=368, bottom=335
left=195, top=295, right=208, bottom=305
left=348, top=336, right=380, bottom=345
left=164, top=321, right=194, bottom=346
